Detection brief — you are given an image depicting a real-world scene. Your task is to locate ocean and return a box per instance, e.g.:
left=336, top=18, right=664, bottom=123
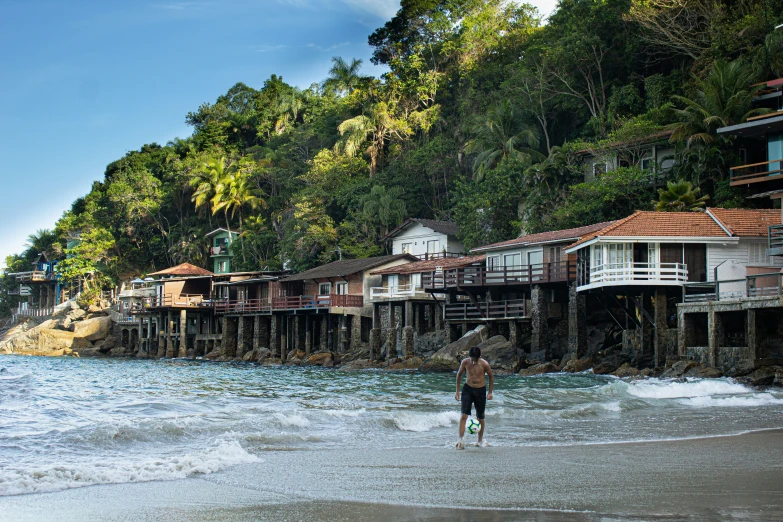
left=2, top=355, right=783, bottom=498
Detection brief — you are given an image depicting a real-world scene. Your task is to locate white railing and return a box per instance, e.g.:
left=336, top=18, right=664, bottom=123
left=118, top=288, right=156, bottom=298
left=16, top=306, right=54, bottom=318
left=588, top=262, right=688, bottom=286
left=370, top=284, right=417, bottom=299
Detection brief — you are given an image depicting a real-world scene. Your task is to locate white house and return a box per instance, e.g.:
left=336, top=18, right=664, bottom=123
left=564, top=208, right=783, bottom=293
left=578, top=130, right=676, bottom=182
left=384, top=219, right=464, bottom=259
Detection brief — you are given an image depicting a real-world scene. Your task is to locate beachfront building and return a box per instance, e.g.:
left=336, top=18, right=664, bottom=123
left=384, top=218, right=464, bottom=259
left=578, top=131, right=676, bottom=182
left=9, top=252, right=62, bottom=319
left=206, top=228, right=239, bottom=274
left=270, top=254, right=417, bottom=361
left=421, top=223, right=613, bottom=361
left=565, top=209, right=782, bottom=368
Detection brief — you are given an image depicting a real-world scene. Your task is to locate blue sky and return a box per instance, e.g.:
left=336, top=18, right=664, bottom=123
left=0, top=0, right=556, bottom=267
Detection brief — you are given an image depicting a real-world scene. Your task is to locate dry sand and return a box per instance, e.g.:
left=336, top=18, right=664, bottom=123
left=3, top=429, right=783, bottom=521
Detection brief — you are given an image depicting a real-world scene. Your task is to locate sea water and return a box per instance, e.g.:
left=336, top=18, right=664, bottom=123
left=1, top=355, right=783, bottom=496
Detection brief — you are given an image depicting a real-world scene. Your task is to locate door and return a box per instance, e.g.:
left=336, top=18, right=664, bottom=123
left=769, top=133, right=782, bottom=174
left=684, top=244, right=707, bottom=282
left=527, top=250, right=543, bottom=281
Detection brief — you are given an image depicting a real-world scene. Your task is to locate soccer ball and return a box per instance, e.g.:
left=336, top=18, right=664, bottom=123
left=466, top=417, right=481, bottom=435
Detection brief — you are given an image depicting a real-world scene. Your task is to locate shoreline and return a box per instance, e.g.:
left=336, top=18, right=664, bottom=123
left=3, top=428, right=783, bottom=521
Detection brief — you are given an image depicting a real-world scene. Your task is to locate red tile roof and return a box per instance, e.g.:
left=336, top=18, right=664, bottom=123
left=567, top=208, right=779, bottom=250
left=371, top=255, right=485, bottom=275
left=708, top=208, right=781, bottom=237
left=471, top=221, right=617, bottom=253
left=147, top=263, right=213, bottom=277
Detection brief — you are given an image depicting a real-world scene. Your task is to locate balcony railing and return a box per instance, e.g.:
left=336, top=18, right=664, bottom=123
left=412, top=252, right=463, bottom=261
left=683, top=273, right=783, bottom=302
left=14, top=271, right=56, bottom=283
left=214, top=298, right=272, bottom=315
left=444, top=299, right=527, bottom=321
left=747, top=272, right=783, bottom=297
left=422, top=261, right=575, bottom=290
left=131, top=294, right=212, bottom=312
left=730, top=158, right=783, bottom=186
left=581, top=262, right=688, bottom=288
left=370, top=284, right=418, bottom=299
left=271, top=294, right=364, bottom=310
left=16, top=306, right=54, bottom=318
left=769, top=225, right=783, bottom=257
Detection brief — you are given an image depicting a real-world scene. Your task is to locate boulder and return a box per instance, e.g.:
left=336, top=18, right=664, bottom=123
left=67, top=308, right=87, bottom=322
left=592, top=353, right=630, bottom=375
left=613, top=363, right=641, bottom=378
left=87, top=305, right=104, bottom=314
left=304, top=352, right=334, bottom=366
left=72, top=316, right=112, bottom=342
left=477, top=336, right=518, bottom=372
left=519, top=361, right=559, bottom=376
left=339, top=359, right=376, bottom=371
left=386, top=356, right=423, bottom=371
left=38, top=329, right=92, bottom=355
left=562, top=356, right=593, bottom=373
left=263, top=358, right=282, bottom=366
left=660, top=360, right=699, bottom=378
left=52, top=300, right=79, bottom=319
left=419, top=325, right=489, bottom=372
left=738, top=367, right=780, bottom=387
left=102, top=335, right=118, bottom=351
left=203, top=349, right=221, bottom=360
left=685, top=365, right=723, bottom=378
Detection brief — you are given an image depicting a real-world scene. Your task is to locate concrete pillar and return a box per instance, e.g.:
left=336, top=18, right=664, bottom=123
left=319, top=316, right=329, bottom=351
left=372, top=304, right=381, bottom=329
left=252, top=315, right=262, bottom=352
left=434, top=303, right=443, bottom=332
left=404, top=301, right=414, bottom=328
left=236, top=316, right=247, bottom=359
left=370, top=328, right=382, bottom=360
left=222, top=316, right=237, bottom=359
left=137, top=316, right=144, bottom=356
left=387, top=303, right=397, bottom=359
left=530, top=286, right=549, bottom=358
left=165, top=311, right=175, bottom=358
left=350, top=315, right=362, bottom=351
left=338, top=315, right=348, bottom=353
left=305, top=314, right=312, bottom=356
left=260, top=317, right=270, bottom=348
left=178, top=309, right=188, bottom=358
left=270, top=315, right=281, bottom=358
left=653, top=290, right=667, bottom=368
left=567, top=282, right=587, bottom=358
left=157, top=313, right=166, bottom=358
left=708, top=309, right=723, bottom=368
left=296, top=316, right=305, bottom=354
left=509, top=321, right=521, bottom=361
left=416, top=303, right=425, bottom=335
left=747, top=309, right=758, bottom=362
left=402, top=325, right=414, bottom=358
left=280, top=316, right=288, bottom=362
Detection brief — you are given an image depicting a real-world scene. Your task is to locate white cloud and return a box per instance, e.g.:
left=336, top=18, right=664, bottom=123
left=340, top=0, right=399, bottom=19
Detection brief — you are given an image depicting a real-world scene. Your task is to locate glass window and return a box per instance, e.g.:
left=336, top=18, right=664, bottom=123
left=548, top=246, right=562, bottom=264
left=504, top=253, right=522, bottom=268
left=401, top=243, right=413, bottom=254
left=487, top=256, right=499, bottom=270
left=426, top=240, right=440, bottom=254
left=335, top=282, right=348, bottom=295
left=217, top=261, right=227, bottom=272
left=749, top=242, right=770, bottom=265
left=318, top=282, right=331, bottom=295
left=593, top=162, right=607, bottom=177
left=592, top=245, right=603, bottom=268
left=640, top=157, right=654, bottom=171
left=648, top=243, right=658, bottom=266
left=411, top=273, right=421, bottom=289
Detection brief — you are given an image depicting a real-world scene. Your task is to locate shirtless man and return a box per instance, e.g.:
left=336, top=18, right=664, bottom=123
left=454, top=346, right=494, bottom=449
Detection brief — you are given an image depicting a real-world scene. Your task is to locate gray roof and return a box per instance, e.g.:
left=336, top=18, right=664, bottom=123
left=717, top=114, right=783, bottom=137
left=281, top=254, right=417, bottom=282
left=384, top=218, right=460, bottom=240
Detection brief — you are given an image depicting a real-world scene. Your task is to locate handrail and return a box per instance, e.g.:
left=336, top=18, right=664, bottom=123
left=730, top=158, right=783, bottom=170
left=214, top=298, right=272, bottom=314
left=422, top=260, right=575, bottom=289
left=586, top=262, right=688, bottom=285
left=729, top=158, right=783, bottom=184
left=271, top=294, right=363, bottom=310
left=747, top=272, right=783, bottom=297
left=370, top=284, right=417, bottom=299
left=444, top=299, right=527, bottom=321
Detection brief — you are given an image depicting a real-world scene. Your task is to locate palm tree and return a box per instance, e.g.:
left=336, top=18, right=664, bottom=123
left=464, top=100, right=543, bottom=182
left=668, top=59, right=770, bottom=146
left=25, top=229, right=56, bottom=255
left=361, top=185, right=407, bottom=239
left=189, top=156, right=227, bottom=227
left=336, top=101, right=410, bottom=177
left=323, top=57, right=365, bottom=95
left=655, top=180, right=709, bottom=212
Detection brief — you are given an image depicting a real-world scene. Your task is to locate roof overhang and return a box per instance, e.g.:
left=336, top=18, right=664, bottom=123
left=717, top=114, right=783, bottom=138
left=472, top=237, right=580, bottom=254
left=564, top=236, right=740, bottom=254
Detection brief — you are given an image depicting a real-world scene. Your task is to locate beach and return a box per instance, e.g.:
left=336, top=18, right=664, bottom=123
left=2, top=429, right=783, bottom=521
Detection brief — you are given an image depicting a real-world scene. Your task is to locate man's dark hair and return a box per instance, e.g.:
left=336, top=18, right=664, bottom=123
left=469, top=346, right=481, bottom=360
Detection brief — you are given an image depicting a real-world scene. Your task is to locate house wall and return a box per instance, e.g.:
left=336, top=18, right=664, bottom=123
left=582, top=143, right=677, bottom=182
left=707, top=238, right=783, bottom=281
left=391, top=223, right=464, bottom=256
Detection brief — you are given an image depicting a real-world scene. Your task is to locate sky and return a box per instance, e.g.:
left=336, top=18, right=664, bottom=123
left=0, top=0, right=558, bottom=268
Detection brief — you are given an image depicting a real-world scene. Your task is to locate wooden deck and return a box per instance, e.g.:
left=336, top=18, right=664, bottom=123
left=423, top=261, right=575, bottom=290
left=444, top=299, right=527, bottom=321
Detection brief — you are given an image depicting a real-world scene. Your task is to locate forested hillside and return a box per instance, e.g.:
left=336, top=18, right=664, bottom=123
left=5, top=0, right=783, bottom=306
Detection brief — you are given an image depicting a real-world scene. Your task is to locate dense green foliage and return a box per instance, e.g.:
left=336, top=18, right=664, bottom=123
left=4, top=0, right=783, bottom=298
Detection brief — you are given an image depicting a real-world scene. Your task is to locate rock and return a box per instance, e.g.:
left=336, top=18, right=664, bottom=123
left=519, top=362, right=559, bottom=376
left=685, top=365, right=723, bottom=378
left=102, top=335, right=118, bottom=351
left=242, top=351, right=254, bottom=362
left=640, top=368, right=652, bottom=377
left=527, top=349, right=547, bottom=364
left=87, top=305, right=103, bottom=313
left=420, top=325, right=489, bottom=372
left=304, top=352, right=334, bottom=366
left=203, top=350, right=221, bottom=360
left=67, top=308, right=87, bottom=322
left=52, top=300, right=79, bottom=319
left=254, top=348, right=271, bottom=363
left=339, top=359, right=375, bottom=371
left=562, top=356, right=593, bottom=373
left=263, top=358, right=282, bottom=366
left=738, top=367, right=780, bottom=386
left=72, top=316, right=112, bottom=342
left=476, top=336, right=518, bottom=372
left=661, top=360, right=699, bottom=378
left=38, top=329, right=92, bottom=355
left=774, top=371, right=783, bottom=387
left=613, top=363, right=641, bottom=378
left=592, top=353, right=630, bottom=375
left=386, top=356, right=423, bottom=371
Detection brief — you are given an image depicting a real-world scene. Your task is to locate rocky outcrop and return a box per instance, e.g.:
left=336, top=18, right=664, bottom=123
left=562, top=356, right=593, bottom=373
left=592, top=353, right=630, bottom=375
left=737, top=367, right=781, bottom=387
left=72, top=316, right=112, bottom=342
left=612, top=363, right=642, bottom=378
left=304, top=351, right=334, bottom=367
left=660, top=360, right=699, bottom=379
left=476, top=336, right=518, bottom=373
left=419, top=325, right=489, bottom=372
left=519, top=361, right=560, bottom=376
left=386, top=356, right=424, bottom=370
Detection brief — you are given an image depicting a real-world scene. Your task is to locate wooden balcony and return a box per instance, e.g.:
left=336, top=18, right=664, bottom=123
left=422, top=261, right=575, bottom=291
left=412, top=252, right=463, bottom=261
left=131, top=294, right=213, bottom=312
left=214, top=298, right=272, bottom=315
left=271, top=294, right=364, bottom=311
left=578, top=262, right=688, bottom=291
left=729, top=159, right=783, bottom=186
left=769, top=225, right=783, bottom=257
left=14, top=271, right=56, bottom=283
left=444, top=299, right=527, bottom=321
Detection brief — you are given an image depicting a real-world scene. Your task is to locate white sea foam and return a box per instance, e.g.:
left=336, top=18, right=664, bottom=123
left=273, top=412, right=310, bottom=428
left=679, top=393, right=783, bottom=408
left=390, top=411, right=461, bottom=432
left=601, top=401, right=622, bottom=412
left=624, top=379, right=752, bottom=399
left=322, top=408, right=366, bottom=418
left=0, top=440, right=260, bottom=496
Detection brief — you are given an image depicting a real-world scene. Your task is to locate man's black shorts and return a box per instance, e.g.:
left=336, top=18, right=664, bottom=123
left=461, top=384, right=486, bottom=419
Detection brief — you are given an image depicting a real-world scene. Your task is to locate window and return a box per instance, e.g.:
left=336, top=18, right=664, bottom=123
left=426, top=240, right=440, bottom=254
left=487, top=256, right=499, bottom=270
left=592, top=244, right=603, bottom=269
left=215, top=237, right=228, bottom=248
left=504, top=253, right=522, bottom=268
left=388, top=274, right=398, bottom=292
left=640, top=157, right=654, bottom=171
left=401, top=243, right=413, bottom=254
left=411, top=273, right=422, bottom=289
left=593, top=162, right=607, bottom=177
left=548, top=246, right=562, bottom=264
left=749, top=242, right=770, bottom=265
left=335, top=282, right=348, bottom=295
left=648, top=243, right=658, bottom=266
left=318, top=282, right=331, bottom=296
left=217, top=261, right=227, bottom=272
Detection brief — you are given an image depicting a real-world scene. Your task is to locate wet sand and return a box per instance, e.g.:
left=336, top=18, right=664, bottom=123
left=3, top=429, right=783, bottom=521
